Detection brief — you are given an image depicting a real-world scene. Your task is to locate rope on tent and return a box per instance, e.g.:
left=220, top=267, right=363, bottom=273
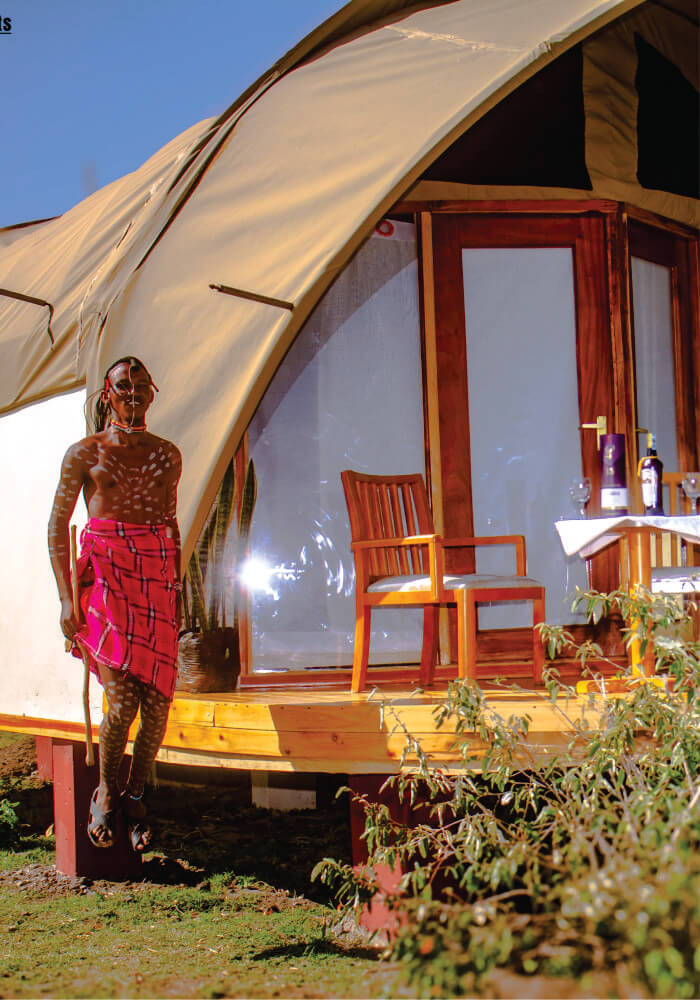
left=209, top=282, right=294, bottom=311
left=0, top=287, right=55, bottom=344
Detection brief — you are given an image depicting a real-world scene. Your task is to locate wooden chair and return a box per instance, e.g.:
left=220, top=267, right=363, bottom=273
left=341, top=470, right=546, bottom=692
left=649, top=472, right=700, bottom=596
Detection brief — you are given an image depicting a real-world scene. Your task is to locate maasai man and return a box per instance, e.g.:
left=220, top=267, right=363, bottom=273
left=48, top=357, right=182, bottom=851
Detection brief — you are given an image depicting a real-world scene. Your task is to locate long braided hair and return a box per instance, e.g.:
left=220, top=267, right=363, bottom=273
left=87, top=356, right=158, bottom=432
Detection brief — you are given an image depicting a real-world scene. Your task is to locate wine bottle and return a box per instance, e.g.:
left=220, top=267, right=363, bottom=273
left=639, top=433, right=664, bottom=515
left=600, top=433, right=629, bottom=515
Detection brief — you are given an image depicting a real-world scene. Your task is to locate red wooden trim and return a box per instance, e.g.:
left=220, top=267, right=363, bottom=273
left=394, top=199, right=620, bottom=216
left=625, top=203, right=699, bottom=241
left=35, top=736, right=53, bottom=781
left=629, top=220, right=699, bottom=468
left=630, top=219, right=679, bottom=266
left=0, top=713, right=91, bottom=739
left=415, top=211, right=435, bottom=506
left=234, top=435, right=252, bottom=679
left=606, top=208, right=638, bottom=507
left=574, top=215, right=620, bottom=592
left=688, top=238, right=700, bottom=467
left=430, top=215, right=474, bottom=552
left=671, top=237, right=697, bottom=465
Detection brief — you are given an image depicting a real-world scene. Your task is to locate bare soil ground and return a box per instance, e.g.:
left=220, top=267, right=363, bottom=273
left=0, top=734, right=36, bottom=778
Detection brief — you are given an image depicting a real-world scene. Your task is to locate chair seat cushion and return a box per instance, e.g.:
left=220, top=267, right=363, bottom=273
left=651, top=566, right=700, bottom=594
left=368, top=573, right=543, bottom=594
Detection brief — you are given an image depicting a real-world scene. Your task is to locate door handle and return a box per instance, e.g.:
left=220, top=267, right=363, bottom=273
left=581, top=415, right=607, bottom=450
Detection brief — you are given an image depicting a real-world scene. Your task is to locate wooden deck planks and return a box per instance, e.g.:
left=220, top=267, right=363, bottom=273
left=154, top=687, right=606, bottom=771
left=1, top=684, right=609, bottom=775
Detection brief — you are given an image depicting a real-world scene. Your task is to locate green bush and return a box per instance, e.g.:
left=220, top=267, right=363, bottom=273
left=313, top=588, right=700, bottom=998
left=0, top=796, right=20, bottom=849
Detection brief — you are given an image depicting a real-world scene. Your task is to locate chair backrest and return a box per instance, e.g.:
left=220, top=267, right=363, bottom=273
left=663, top=473, right=694, bottom=515
left=651, top=472, right=699, bottom=569
left=341, top=470, right=434, bottom=579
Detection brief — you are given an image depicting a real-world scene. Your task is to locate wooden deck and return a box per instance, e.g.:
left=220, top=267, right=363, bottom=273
left=156, top=683, right=610, bottom=773
left=1, top=667, right=615, bottom=775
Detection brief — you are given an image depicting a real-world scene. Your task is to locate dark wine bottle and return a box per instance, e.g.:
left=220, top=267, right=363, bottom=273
left=639, top=433, right=664, bottom=515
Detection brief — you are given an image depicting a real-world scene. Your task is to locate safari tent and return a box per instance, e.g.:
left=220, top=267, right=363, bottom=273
left=0, top=0, right=698, bottom=789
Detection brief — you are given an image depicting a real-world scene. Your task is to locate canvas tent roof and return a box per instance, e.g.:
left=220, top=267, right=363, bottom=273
left=0, top=0, right=696, bottom=558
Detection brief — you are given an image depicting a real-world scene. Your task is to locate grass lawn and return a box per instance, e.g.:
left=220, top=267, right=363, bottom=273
left=0, top=735, right=410, bottom=999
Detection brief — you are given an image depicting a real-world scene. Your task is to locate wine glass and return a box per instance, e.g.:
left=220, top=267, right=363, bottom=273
left=569, top=477, right=592, bottom=519
left=682, top=473, right=700, bottom=514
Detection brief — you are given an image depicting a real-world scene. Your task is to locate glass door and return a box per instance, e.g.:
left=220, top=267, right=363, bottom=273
left=246, top=221, right=426, bottom=671
left=629, top=220, right=699, bottom=480
left=430, top=212, right=615, bottom=626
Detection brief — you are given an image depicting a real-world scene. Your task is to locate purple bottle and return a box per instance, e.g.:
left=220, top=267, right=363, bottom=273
left=600, top=434, right=628, bottom=515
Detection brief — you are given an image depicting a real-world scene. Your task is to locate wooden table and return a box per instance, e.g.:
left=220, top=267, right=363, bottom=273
left=556, top=516, right=700, bottom=678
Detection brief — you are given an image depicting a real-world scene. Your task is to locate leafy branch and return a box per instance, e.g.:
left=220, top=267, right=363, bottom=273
left=313, top=589, right=700, bottom=998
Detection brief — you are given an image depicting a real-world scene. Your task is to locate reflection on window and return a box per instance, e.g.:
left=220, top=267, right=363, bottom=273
left=247, top=222, right=425, bottom=671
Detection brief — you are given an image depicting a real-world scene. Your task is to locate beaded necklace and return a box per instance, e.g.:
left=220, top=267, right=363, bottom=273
left=110, top=418, right=147, bottom=434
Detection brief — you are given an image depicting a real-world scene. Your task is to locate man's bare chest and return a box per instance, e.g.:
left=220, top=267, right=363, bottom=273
left=90, top=442, right=174, bottom=492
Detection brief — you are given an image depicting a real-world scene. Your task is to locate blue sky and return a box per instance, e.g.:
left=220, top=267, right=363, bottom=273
left=1, top=0, right=347, bottom=227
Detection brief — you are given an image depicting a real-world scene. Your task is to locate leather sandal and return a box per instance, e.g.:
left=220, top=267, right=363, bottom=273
left=87, top=788, right=118, bottom=848
left=121, top=792, right=152, bottom=853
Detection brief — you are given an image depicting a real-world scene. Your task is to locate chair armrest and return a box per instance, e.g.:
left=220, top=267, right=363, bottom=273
left=352, top=535, right=439, bottom=550
left=352, top=535, right=444, bottom=599
left=442, top=535, right=527, bottom=576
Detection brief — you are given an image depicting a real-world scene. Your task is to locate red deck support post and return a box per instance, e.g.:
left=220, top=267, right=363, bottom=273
left=51, top=738, right=142, bottom=880
left=348, top=773, right=408, bottom=936
left=34, top=735, right=53, bottom=781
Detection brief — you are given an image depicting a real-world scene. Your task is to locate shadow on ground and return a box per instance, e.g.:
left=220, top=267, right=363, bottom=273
left=1, top=736, right=354, bottom=905
left=146, top=770, right=352, bottom=900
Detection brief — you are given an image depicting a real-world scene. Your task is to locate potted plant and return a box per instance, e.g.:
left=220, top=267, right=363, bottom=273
left=177, top=457, right=256, bottom=693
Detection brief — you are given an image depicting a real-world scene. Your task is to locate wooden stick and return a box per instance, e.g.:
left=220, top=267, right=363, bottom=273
left=70, top=524, right=95, bottom=766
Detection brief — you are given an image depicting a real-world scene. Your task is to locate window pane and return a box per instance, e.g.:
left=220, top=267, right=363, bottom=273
left=462, top=247, right=588, bottom=628
left=631, top=256, right=679, bottom=472
left=247, top=223, right=425, bottom=671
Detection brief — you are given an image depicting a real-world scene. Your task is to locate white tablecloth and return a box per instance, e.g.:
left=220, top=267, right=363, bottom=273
left=555, top=516, right=700, bottom=560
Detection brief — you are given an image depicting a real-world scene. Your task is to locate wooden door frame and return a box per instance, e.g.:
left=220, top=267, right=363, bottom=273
left=626, top=215, right=700, bottom=474
left=420, top=205, right=619, bottom=594
left=411, top=198, right=698, bottom=657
